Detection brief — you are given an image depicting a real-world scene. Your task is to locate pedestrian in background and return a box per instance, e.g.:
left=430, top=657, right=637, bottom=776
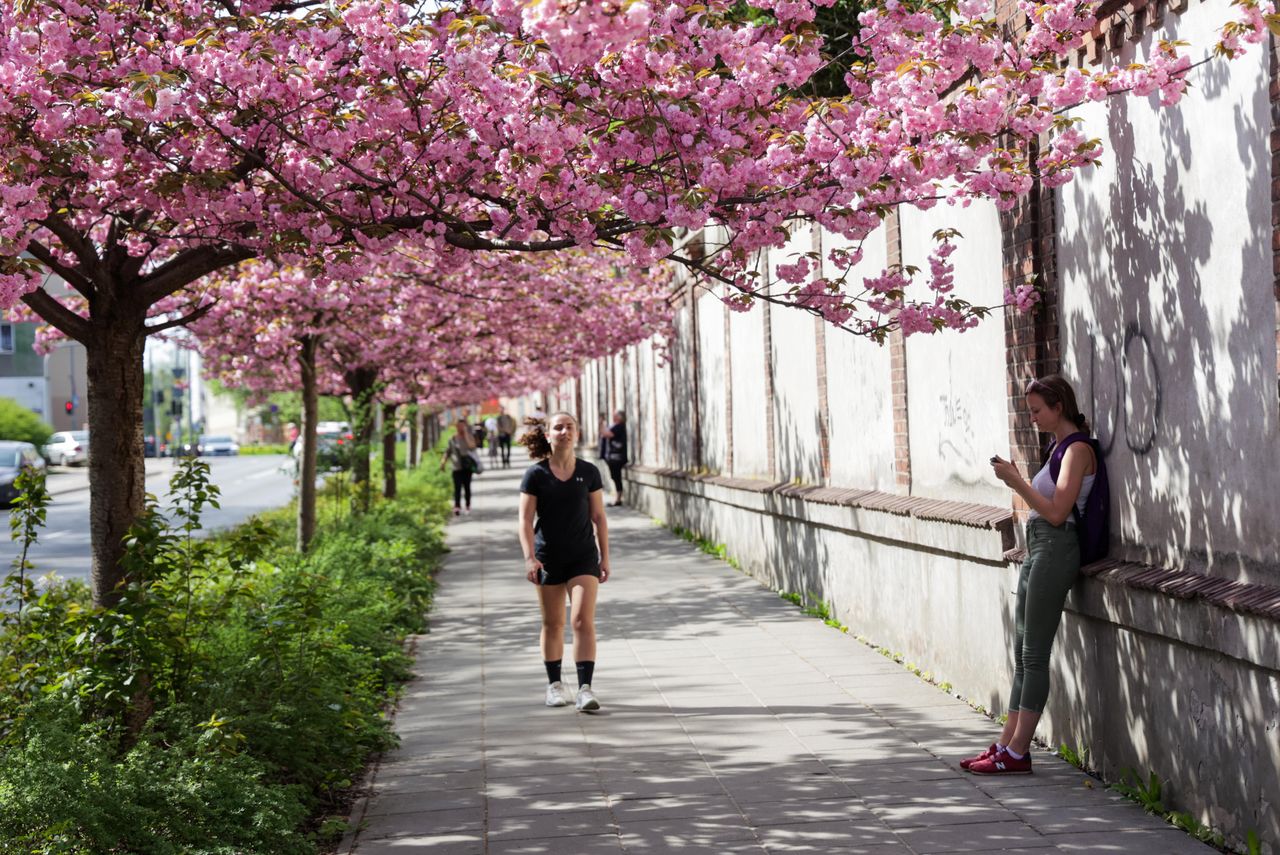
left=485, top=413, right=500, bottom=464
left=600, top=410, right=628, bottom=507
left=967, top=375, right=1108, bottom=775
left=518, top=413, right=610, bottom=712
left=497, top=408, right=517, bottom=468
left=440, top=419, right=479, bottom=516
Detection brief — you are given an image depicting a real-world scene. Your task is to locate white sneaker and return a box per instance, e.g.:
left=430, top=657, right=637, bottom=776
left=575, top=684, right=600, bottom=712
left=545, top=681, right=571, bottom=707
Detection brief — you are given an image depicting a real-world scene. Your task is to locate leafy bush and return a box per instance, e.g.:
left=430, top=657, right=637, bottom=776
left=0, top=397, right=52, bottom=448
left=0, top=458, right=451, bottom=852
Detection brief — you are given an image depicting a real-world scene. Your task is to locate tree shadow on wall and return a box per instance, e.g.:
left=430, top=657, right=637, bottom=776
left=1051, top=52, right=1279, bottom=846
left=1058, top=55, right=1276, bottom=587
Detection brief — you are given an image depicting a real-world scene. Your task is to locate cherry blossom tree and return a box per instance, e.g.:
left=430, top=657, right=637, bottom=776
left=1, top=0, right=1271, bottom=602
left=192, top=247, right=671, bottom=545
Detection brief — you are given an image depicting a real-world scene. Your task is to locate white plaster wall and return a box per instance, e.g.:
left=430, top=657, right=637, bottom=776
left=768, top=228, right=826, bottom=484
left=1057, top=0, right=1279, bottom=584
left=697, top=290, right=728, bottom=473
left=900, top=200, right=1010, bottom=505
left=822, top=227, right=897, bottom=490
left=653, top=331, right=676, bottom=468
left=728, top=300, right=770, bottom=478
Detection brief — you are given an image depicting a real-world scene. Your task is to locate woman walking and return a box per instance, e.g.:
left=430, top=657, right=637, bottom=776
left=518, top=413, right=611, bottom=712
left=600, top=411, right=628, bottom=507
left=439, top=419, right=478, bottom=516
left=966, top=375, right=1107, bottom=775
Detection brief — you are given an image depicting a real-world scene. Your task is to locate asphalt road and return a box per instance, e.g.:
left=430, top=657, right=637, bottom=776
left=1, top=454, right=296, bottom=585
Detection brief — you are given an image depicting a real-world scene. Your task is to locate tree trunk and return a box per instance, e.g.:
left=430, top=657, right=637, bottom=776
left=297, top=335, right=319, bottom=552
left=382, top=402, right=397, bottom=500
left=407, top=406, right=419, bottom=470
left=343, top=366, right=379, bottom=511
left=85, top=318, right=148, bottom=608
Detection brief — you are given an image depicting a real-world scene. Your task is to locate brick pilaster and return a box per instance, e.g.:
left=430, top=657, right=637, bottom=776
left=688, top=280, right=704, bottom=471
left=1002, top=133, right=1062, bottom=515
left=886, top=209, right=912, bottom=494
left=812, top=227, right=831, bottom=484
left=761, top=253, right=777, bottom=479
left=724, top=289, right=735, bottom=475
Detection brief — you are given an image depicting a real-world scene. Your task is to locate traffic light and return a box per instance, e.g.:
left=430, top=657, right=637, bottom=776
left=171, top=400, right=182, bottom=417
left=64, top=400, right=73, bottom=415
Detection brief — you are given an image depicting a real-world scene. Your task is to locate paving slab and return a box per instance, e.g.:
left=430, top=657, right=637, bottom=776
left=344, top=459, right=1212, bottom=854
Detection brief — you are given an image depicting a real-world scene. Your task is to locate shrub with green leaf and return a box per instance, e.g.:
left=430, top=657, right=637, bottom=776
left=0, top=456, right=451, bottom=853
left=0, top=397, right=52, bottom=448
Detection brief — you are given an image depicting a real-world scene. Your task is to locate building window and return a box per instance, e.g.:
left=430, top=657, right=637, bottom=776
left=0, top=324, right=13, bottom=355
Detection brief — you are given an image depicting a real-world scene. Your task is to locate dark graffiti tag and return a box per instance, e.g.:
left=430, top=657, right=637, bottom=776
left=1087, top=322, right=1163, bottom=456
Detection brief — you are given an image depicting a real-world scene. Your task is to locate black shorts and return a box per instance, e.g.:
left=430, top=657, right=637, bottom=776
left=538, top=556, right=601, bottom=587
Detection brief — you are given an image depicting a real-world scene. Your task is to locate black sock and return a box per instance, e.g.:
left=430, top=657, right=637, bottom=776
left=576, top=661, right=595, bottom=687
left=544, top=660, right=562, bottom=685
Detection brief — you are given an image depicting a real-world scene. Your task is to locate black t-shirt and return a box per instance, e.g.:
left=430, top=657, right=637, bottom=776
left=520, top=459, right=603, bottom=563
left=605, top=423, right=628, bottom=463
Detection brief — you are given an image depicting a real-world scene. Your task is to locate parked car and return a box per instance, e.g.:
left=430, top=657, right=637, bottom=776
left=43, top=431, right=89, bottom=466
left=290, top=429, right=354, bottom=471
left=198, top=435, right=240, bottom=456
left=0, top=441, right=47, bottom=505
left=143, top=435, right=168, bottom=458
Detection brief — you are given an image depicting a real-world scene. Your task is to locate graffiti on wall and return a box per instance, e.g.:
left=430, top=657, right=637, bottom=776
left=1085, top=321, right=1163, bottom=457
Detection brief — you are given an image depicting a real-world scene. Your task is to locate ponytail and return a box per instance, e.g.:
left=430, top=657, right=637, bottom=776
left=518, top=411, right=579, bottom=460
left=1025, top=375, right=1091, bottom=435
left=518, top=417, right=552, bottom=459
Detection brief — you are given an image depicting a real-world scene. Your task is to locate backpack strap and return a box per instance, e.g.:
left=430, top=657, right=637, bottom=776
left=1048, top=432, right=1096, bottom=523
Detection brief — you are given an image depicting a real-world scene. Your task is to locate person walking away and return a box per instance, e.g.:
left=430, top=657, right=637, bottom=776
left=439, top=419, right=479, bottom=516
left=965, top=375, right=1110, bottom=775
left=600, top=411, right=628, bottom=507
left=518, top=413, right=611, bottom=712
left=485, top=413, right=500, bottom=463
left=497, top=409, right=517, bottom=468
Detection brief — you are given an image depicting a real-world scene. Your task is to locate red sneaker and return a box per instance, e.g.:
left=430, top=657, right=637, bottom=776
left=969, top=747, right=1032, bottom=775
left=959, top=743, right=999, bottom=770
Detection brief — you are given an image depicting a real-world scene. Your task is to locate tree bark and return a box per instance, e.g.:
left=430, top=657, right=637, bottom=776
left=297, top=335, right=319, bottom=552
left=343, top=366, right=379, bottom=511
left=382, top=402, right=397, bottom=500
left=407, top=406, right=419, bottom=470
left=85, top=316, right=148, bottom=608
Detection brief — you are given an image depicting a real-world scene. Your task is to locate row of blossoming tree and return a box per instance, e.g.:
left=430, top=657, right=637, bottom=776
left=0, top=0, right=1272, bottom=606
left=191, top=248, right=671, bottom=549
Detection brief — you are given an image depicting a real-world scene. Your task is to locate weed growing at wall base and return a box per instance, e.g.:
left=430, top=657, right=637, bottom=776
left=0, top=459, right=452, bottom=853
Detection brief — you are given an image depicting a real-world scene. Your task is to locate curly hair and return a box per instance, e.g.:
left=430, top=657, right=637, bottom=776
left=518, top=411, right=578, bottom=460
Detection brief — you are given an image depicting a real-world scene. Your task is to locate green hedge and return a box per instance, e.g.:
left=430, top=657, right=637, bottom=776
left=0, top=460, right=451, bottom=853
left=0, top=397, right=52, bottom=448
left=238, top=443, right=291, bottom=455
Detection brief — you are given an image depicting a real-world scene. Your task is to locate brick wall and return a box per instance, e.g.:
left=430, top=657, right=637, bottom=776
left=885, top=209, right=912, bottom=494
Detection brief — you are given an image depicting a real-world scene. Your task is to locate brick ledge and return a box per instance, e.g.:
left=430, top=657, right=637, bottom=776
left=1003, top=548, right=1280, bottom=622
left=630, top=464, right=1013, bottom=531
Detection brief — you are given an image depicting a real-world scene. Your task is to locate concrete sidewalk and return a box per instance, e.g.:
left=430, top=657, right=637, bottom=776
left=342, top=460, right=1211, bottom=855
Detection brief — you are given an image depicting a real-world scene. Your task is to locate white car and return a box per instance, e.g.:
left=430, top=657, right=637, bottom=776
left=198, top=435, right=240, bottom=456
left=44, top=431, right=89, bottom=466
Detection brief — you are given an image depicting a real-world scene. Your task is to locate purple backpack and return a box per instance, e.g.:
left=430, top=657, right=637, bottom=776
left=1048, top=432, right=1111, bottom=565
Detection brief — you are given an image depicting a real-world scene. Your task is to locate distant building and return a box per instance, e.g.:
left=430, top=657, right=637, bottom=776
left=0, top=318, right=88, bottom=431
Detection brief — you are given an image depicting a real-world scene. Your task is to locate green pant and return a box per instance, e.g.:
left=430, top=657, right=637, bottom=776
left=1008, top=519, right=1080, bottom=714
